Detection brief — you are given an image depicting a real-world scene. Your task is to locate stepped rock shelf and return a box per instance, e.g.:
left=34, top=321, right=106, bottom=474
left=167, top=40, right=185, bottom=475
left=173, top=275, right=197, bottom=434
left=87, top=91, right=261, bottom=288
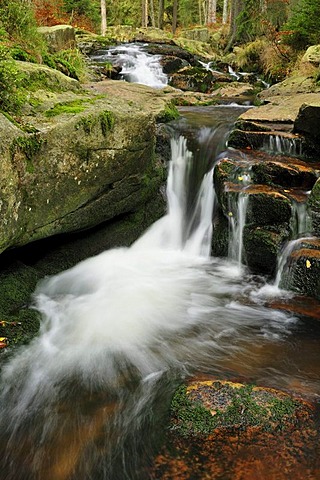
left=224, top=78, right=320, bottom=297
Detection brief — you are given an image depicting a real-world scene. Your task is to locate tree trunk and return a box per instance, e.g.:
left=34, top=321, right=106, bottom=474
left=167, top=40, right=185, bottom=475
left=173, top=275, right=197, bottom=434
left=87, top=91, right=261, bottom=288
left=142, top=0, right=148, bottom=27
left=202, top=0, right=207, bottom=24
left=172, top=0, right=178, bottom=34
left=158, top=0, right=164, bottom=29
left=207, top=0, right=217, bottom=23
left=222, top=0, right=228, bottom=24
left=101, top=0, right=107, bottom=36
left=198, top=0, right=203, bottom=24
left=225, top=0, right=243, bottom=50
left=150, top=0, right=156, bottom=26
left=260, top=0, right=267, bottom=13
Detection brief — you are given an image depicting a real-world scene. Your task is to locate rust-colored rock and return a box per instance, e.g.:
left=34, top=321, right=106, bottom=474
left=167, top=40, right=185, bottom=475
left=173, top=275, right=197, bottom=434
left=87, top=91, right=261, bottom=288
left=150, top=380, right=320, bottom=480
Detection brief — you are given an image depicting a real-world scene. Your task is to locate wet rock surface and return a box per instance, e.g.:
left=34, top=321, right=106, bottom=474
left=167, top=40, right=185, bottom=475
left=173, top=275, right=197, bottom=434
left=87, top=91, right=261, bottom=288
left=213, top=150, right=320, bottom=273
left=150, top=379, right=320, bottom=480
left=276, top=237, right=320, bottom=299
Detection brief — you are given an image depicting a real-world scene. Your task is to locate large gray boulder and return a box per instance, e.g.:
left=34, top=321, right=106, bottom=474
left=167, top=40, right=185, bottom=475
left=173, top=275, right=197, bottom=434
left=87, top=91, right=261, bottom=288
left=38, top=24, right=76, bottom=53
left=0, top=68, right=174, bottom=254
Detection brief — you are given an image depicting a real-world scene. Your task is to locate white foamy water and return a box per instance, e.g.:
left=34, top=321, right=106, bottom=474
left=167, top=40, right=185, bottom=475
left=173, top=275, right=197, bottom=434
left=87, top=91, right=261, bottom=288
left=92, top=43, right=167, bottom=88
left=0, top=132, right=298, bottom=480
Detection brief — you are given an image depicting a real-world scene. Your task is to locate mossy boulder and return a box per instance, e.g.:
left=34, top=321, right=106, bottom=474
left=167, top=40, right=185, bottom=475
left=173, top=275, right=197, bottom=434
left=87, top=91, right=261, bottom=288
left=0, top=69, right=172, bottom=254
left=307, top=177, right=320, bottom=233
left=38, top=25, right=76, bottom=53
left=169, top=66, right=216, bottom=93
left=169, top=64, right=233, bottom=93
left=150, top=379, right=318, bottom=479
left=17, top=60, right=82, bottom=94
left=250, top=155, right=318, bottom=189
left=245, top=186, right=292, bottom=226
left=180, top=27, right=210, bottom=43
left=243, top=225, right=290, bottom=273
left=294, top=102, right=320, bottom=144
left=160, top=56, right=190, bottom=74
left=301, top=45, right=320, bottom=66
left=277, top=238, right=320, bottom=299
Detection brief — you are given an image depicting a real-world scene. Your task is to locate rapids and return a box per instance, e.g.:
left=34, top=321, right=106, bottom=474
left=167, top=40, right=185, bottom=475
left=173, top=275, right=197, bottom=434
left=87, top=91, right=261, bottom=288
left=91, top=43, right=168, bottom=88
left=0, top=105, right=319, bottom=480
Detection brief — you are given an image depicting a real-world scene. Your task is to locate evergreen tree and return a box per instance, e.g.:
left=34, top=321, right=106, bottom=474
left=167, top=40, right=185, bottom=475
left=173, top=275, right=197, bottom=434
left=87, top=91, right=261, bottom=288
left=285, top=0, right=320, bottom=48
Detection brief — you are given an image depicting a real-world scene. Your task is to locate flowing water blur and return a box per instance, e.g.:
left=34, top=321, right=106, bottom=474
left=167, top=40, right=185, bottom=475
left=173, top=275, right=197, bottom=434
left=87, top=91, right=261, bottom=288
left=0, top=105, right=320, bottom=480
left=91, top=43, right=168, bottom=88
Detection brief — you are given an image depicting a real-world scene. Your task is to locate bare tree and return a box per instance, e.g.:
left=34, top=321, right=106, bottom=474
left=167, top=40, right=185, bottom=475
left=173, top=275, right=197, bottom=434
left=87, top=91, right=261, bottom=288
left=260, top=0, right=267, bottom=13
left=158, top=0, right=165, bottom=29
left=222, top=0, right=229, bottom=24
left=101, top=0, right=107, bottom=35
left=142, top=0, right=148, bottom=27
left=172, top=0, right=178, bottom=33
left=198, top=0, right=203, bottom=24
left=225, top=0, right=243, bottom=50
left=207, top=0, right=217, bottom=23
left=150, top=0, right=156, bottom=26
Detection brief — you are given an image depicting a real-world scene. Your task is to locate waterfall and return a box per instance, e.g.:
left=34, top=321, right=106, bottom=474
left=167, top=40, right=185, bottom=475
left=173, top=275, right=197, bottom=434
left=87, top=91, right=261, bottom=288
left=228, top=193, right=249, bottom=267
left=134, top=132, right=215, bottom=255
left=263, top=134, right=303, bottom=157
left=291, top=200, right=312, bottom=238
left=226, top=161, right=252, bottom=269
left=274, top=238, right=302, bottom=289
left=91, top=43, right=167, bottom=88
left=0, top=114, right=297, bottom=480
left=273, top=200, right=312, bottom=289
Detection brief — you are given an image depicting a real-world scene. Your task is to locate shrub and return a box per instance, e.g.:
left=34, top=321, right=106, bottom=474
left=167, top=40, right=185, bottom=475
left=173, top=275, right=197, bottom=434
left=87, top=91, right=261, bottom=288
left=283, top=0, right=320, bottom=50
left=0, top=43, right=25, bottom=113
left=235, top=39, right=267, bottom=72
left=0, top=0, right=47, bottom=60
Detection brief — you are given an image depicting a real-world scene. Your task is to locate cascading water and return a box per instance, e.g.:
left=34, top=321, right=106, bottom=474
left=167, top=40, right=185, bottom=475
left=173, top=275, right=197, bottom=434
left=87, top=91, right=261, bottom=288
left=270, top=193, right=312, bottom=290
left=91, top=43, right=167, bottom=88
left=291, top=199, right=312, bottom=238
left=0, top=109, right=308, bottom=480
left=225, top=157, right=252, bottom=269
left=263, top=134, right=303, bottom=157
left=228, top=193, right=249, bottom=268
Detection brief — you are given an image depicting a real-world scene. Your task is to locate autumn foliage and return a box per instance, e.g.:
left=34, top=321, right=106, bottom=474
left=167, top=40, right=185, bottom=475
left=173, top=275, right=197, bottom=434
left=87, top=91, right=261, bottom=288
left=32, top=0, right=97, bottom=31
left=33, top=0, right=66, bottom=26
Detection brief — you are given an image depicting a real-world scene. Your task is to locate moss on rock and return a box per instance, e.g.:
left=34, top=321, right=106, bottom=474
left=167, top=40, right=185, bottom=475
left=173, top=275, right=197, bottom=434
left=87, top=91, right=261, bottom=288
left=170, top=380, right=311, bottom=438
left=243, top=225, right=290, bottom=274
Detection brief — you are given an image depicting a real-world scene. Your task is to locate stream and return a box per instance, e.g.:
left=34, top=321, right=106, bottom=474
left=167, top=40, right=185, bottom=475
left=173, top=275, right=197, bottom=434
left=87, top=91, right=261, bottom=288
left=0, top=46, right=320, bottom=480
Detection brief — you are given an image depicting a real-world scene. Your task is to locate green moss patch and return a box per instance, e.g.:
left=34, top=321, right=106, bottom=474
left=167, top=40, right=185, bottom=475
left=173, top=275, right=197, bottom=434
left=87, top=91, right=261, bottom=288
left=11, top=134, right=43, bottom=173
left=75, top=110, right=115, bottom=135
left=44, top=100, right=87, bottom=117
left=157, top=102, right=180, bottom=123
left=0, top=262, right=41, bottom=357
left=170, top=381, right=306, bottom=438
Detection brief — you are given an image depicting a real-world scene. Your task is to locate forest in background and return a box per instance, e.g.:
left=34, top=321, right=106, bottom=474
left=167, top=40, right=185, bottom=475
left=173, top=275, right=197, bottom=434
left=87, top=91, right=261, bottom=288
left=28, top=0, right=320, bottom=50
left=0, top=0, right=319, bottom=115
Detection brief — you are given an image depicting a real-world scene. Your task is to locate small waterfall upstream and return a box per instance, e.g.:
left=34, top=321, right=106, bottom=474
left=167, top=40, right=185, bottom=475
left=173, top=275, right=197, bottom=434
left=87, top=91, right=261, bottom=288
left=263, top=134, right=303, bottom=157
left=0, top=105, right=318, bottom=479
left=91, top=43, right=167, bottom=88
